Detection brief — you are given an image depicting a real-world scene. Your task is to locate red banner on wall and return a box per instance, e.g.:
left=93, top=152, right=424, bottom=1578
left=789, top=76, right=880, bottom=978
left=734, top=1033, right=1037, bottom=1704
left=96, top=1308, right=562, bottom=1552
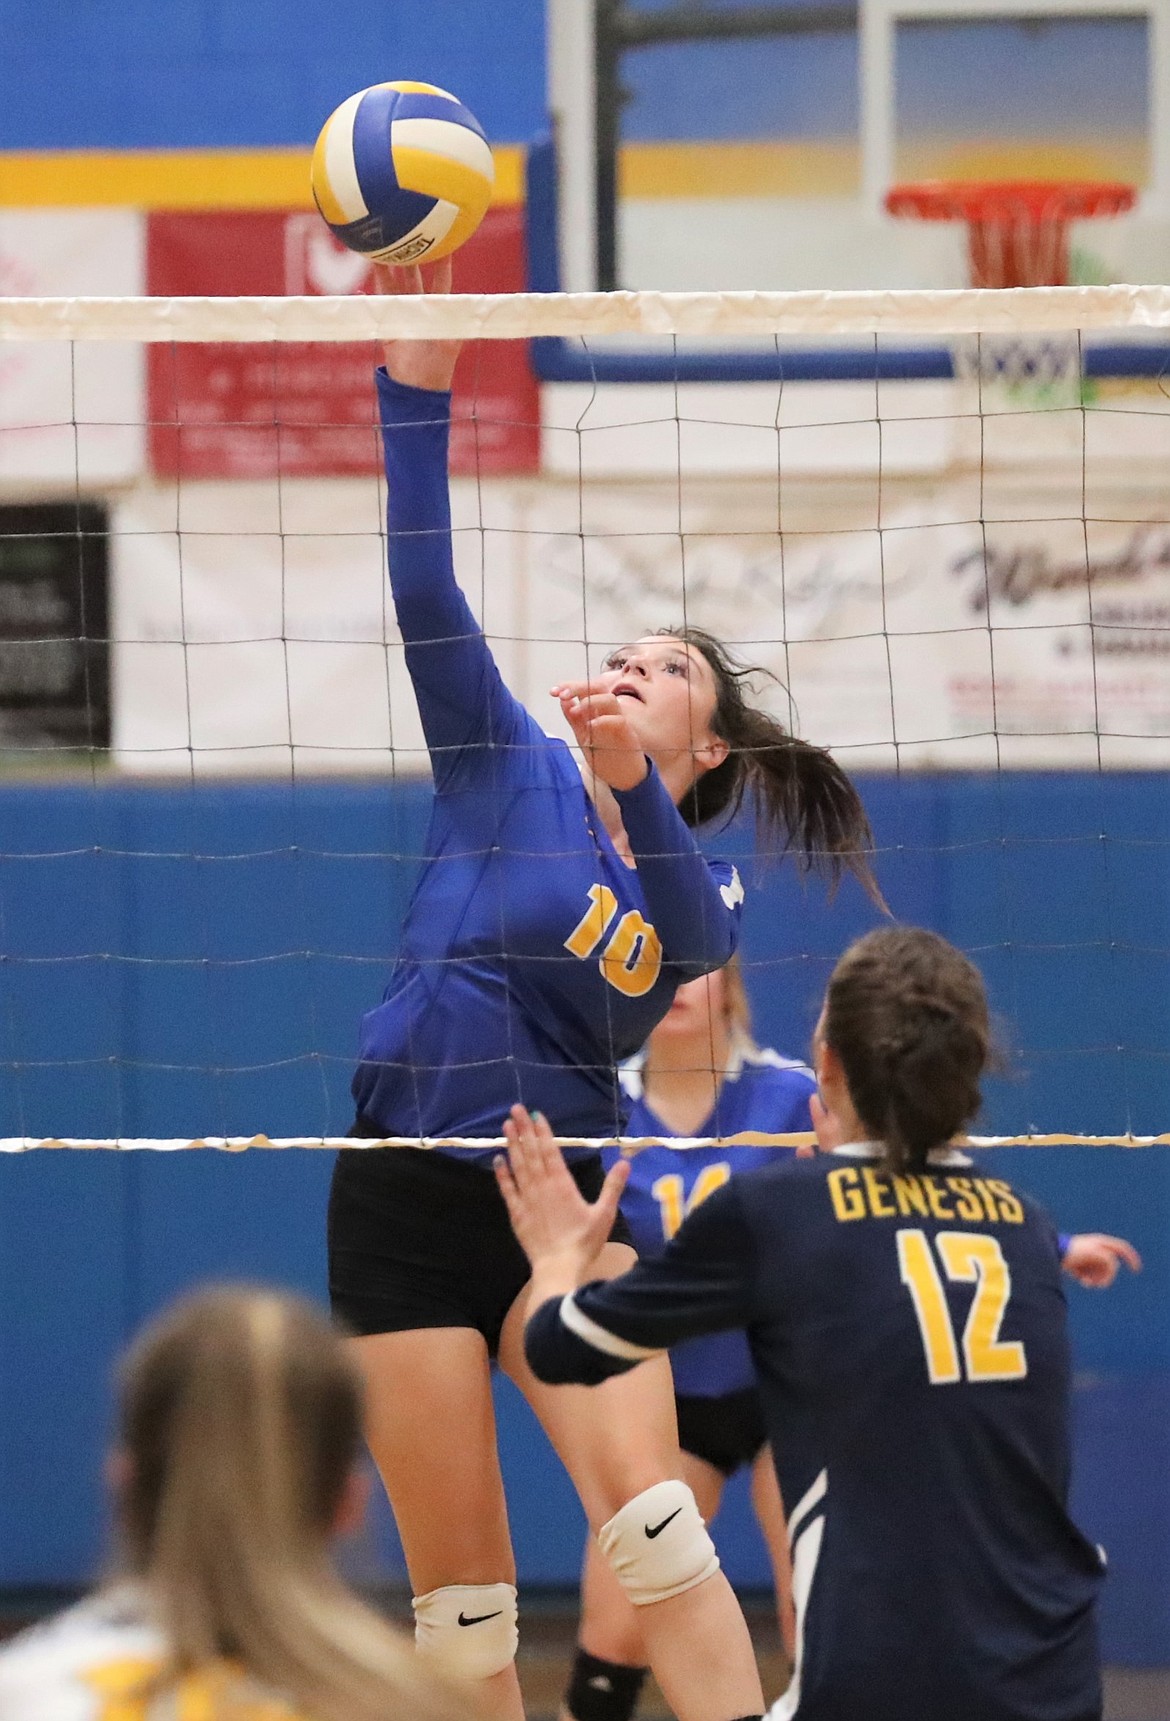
left=146, top=207, right=539, bottom=477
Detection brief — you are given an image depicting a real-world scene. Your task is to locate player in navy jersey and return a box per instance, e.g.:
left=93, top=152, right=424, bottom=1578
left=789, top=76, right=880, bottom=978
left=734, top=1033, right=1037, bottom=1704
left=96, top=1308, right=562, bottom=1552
left=500, top=927, right=1111, bottom=1721
left=328, top=261, right=879, bottom=1721
left=563, top=957, right=807, bottom=1721
left=562, top=963, right=1137, bottom=1721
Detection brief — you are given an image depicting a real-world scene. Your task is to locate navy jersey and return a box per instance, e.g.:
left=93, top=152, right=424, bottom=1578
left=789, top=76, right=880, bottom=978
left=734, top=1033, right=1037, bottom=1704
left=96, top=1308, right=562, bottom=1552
left=528, top=1148, right=1103, bottom=1721
left=610, top=1044, right=813, bottom=1396
left=353, top=373, right=744, bottom=1156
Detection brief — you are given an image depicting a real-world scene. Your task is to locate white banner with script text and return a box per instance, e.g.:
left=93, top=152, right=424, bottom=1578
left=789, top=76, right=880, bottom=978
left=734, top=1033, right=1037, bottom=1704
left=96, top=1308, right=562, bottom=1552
left=112, top=470, right=1170, bottom=773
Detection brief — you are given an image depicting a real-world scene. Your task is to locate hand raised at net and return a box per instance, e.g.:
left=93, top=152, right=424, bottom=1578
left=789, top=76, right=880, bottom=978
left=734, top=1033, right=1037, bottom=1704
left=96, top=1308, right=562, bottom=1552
left=551, top=679, right=649, bottom=794
left=373, top=257, right=462, bottom=393
left=494, top=1105, right=629, bottom=1276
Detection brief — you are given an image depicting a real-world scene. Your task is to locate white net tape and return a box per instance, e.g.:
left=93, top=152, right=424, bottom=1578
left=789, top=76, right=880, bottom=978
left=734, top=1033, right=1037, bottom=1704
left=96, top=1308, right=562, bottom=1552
left=1, top=1134, right=1168, bottom=1154
left=3, top=286, right=1170, bottom=342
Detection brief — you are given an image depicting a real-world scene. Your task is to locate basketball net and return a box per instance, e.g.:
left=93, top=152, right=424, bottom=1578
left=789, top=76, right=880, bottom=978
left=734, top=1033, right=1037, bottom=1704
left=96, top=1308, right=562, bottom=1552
left=886, top=180, right=1136, bottom=406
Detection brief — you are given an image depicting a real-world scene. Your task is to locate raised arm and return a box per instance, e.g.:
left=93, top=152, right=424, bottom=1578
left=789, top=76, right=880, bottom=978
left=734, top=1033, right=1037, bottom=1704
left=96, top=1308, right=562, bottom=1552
left=612, top=765, right=743, bottom=974
left=375, top=262, right=534, bottom=784
left=551, top=676, right=743, bottom=972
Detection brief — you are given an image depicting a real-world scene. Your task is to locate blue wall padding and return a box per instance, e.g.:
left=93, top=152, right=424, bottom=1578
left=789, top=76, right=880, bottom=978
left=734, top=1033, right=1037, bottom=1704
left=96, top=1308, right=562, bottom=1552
left=1, top=5, right=1147, bottom=153
left=0, top=0, right=546, bottom=150
left=0, top=775, right=1167, bottom=1663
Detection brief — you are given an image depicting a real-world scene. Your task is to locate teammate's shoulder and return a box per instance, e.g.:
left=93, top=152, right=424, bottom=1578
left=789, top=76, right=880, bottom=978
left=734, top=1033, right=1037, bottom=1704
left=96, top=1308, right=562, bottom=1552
left=939, top=1151, right=1050, bottom=1220
left=738, top=1044, right=816, bottom=1089
left=618, top=1053, right=646, bottom=1101
left=0, top=1586, right=162, bottom=1697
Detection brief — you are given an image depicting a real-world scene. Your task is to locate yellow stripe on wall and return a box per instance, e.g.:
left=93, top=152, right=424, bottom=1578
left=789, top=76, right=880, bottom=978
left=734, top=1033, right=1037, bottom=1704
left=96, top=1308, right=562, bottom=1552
left=0, top=144, right=526, bottom=209
left=895, top=137, right=1149, bottom=188
left=0, top=136, right=1146, bottom=210
left=618, top=135, right=1147, bottom=199
left=620, top=139, right=861, bottom=199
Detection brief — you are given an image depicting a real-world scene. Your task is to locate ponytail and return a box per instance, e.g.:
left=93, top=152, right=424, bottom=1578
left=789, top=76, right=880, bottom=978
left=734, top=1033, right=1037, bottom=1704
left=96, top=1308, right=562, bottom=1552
left=869, top=1007, right=987, bottom=1175
left=659, top=627, right=883, bottom=906
left=823, top=927, right=990, bottom=1174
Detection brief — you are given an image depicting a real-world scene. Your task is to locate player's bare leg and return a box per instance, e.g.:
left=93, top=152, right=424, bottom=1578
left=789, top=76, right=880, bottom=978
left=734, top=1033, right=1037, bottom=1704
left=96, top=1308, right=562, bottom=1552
left=559, top=1454, right=727, bottom=1721
left=499, top=1245, right=764, bottom=1721
left=750, top=1448, right=795, bottom=1665
left=350, top=1327, right=525, bottom=1721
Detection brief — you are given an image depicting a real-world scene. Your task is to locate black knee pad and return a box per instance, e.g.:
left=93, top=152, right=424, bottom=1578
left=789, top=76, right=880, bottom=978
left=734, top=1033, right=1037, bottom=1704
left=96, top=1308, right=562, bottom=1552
left=565, top=1649, right=649, bottom=1721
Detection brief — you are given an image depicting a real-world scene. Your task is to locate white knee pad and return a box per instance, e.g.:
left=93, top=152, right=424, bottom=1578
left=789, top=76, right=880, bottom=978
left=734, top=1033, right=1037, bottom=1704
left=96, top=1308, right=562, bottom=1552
left=598, top=1480, right=720, bottom=1607
left=412, top=1582, right=518, bottom=1681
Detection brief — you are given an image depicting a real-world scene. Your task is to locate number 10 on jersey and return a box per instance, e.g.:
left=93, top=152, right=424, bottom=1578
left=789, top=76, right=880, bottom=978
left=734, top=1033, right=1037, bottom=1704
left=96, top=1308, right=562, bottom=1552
left=565, top=884, right=663, bottom=998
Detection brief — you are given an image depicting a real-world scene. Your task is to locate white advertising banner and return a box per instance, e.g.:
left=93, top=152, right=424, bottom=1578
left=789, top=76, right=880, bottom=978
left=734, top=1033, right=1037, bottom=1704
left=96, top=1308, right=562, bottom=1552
left=112, top=469, right=1170, bottom=774
left=516, top=475, right=1170, bottom=771
left=111, top=476, right=524, bottom=774
left=0, top=210, right=145, bottom=487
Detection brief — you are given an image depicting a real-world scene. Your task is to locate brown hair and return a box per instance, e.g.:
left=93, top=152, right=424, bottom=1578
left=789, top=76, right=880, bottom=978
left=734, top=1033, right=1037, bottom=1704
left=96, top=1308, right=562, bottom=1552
left=822, top=926, right=990, bottom=1174
left=117, top=1286, right=473, bottom=1721
left=657, top=626, right=882, bottom=905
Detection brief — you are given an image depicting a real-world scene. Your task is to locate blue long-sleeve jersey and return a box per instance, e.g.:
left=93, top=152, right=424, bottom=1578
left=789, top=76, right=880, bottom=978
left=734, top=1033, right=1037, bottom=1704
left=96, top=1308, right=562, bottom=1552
left=352, top=373, right=744, bottom=1156
left=527, top=1149, right=1103, bottom=1721
left=610, top=1044, right=814, bottom=1395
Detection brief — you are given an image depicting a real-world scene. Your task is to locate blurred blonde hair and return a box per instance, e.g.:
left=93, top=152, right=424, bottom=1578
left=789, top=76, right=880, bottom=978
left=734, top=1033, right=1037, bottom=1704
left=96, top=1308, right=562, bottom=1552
left=117, top=1285, right=474, bottom=1721
left=720, top=952, right=755, bottom=1048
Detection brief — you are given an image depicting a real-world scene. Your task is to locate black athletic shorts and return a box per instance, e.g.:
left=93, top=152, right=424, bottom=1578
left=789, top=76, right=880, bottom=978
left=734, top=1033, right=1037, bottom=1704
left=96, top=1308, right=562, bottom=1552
left=675, top=1386, right=768, bottom=1477
left=328, top=1119, right=635, bottom=1357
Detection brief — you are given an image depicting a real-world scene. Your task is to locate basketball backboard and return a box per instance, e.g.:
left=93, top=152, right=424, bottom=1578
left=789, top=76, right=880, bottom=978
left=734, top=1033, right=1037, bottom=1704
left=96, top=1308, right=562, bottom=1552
left=545, top=0, right=1170, bottom=298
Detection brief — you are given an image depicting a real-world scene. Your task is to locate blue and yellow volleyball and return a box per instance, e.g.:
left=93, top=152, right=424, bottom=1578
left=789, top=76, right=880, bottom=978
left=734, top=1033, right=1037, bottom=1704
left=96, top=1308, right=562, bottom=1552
left=311, top=81, right=494, bottom=265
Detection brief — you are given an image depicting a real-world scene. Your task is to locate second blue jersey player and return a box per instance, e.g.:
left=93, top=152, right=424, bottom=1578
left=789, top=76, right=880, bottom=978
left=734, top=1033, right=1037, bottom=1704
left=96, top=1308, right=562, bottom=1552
left=327, top=259, right=878, bottom=1721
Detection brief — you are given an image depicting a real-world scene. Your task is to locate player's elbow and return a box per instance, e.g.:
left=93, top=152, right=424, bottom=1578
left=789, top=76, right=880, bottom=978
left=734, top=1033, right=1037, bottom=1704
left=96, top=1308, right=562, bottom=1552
left=524, top=1301, right=637, bottom=1386
left=672, top=927, right=737, bottom=982
left=524, top=1338, right=587, bottom=1384
left=523, top=1328, right=621, bottom=1387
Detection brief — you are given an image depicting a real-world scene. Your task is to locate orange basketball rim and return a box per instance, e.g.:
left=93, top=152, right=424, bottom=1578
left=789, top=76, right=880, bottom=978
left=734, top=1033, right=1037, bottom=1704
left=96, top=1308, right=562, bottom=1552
left=885, top=179, right=1136, bottom=288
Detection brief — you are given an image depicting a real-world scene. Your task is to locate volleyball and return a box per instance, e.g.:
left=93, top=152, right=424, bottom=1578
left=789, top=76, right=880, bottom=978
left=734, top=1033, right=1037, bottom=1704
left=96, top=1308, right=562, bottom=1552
left=310, top=81, right=494, bottom=266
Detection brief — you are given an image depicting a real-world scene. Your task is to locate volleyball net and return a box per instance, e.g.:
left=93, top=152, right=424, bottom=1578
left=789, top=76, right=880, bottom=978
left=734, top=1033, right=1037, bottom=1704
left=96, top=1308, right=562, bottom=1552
left=1, top=285, right=1169, bottom=1152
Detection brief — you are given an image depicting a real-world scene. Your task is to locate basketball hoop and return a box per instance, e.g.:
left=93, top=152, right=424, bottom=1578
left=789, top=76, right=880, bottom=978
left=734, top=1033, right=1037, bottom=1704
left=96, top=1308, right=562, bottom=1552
left=885, top=180, right=1135, bottom=288
left=885, top=179, right=1136, bottom=396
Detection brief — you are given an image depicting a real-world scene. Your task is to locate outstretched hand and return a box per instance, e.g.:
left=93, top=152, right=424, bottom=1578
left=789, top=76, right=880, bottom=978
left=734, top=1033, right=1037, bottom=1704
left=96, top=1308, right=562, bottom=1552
left=373, top=257, right=462, bottom=393
left=1062, top=1232, right=1142, bottom=1289
left=494, top=1105, right=629, bottom=1278
left=551, top=679, right=649, bottom=793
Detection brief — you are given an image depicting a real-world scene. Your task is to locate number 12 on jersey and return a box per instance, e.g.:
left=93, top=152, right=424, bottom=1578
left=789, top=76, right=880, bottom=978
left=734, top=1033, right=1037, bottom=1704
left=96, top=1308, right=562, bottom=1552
left=897, top=1228, right=1027, bottom=1385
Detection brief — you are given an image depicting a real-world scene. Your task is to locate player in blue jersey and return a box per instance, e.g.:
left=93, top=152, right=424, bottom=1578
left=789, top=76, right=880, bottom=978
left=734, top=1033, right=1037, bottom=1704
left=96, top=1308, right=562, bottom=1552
left=500, top=927, right=1111, bottom=1721
left=328, top=261, right=879, bottom=1721
left=563, top=957, right=807, bottom=1721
